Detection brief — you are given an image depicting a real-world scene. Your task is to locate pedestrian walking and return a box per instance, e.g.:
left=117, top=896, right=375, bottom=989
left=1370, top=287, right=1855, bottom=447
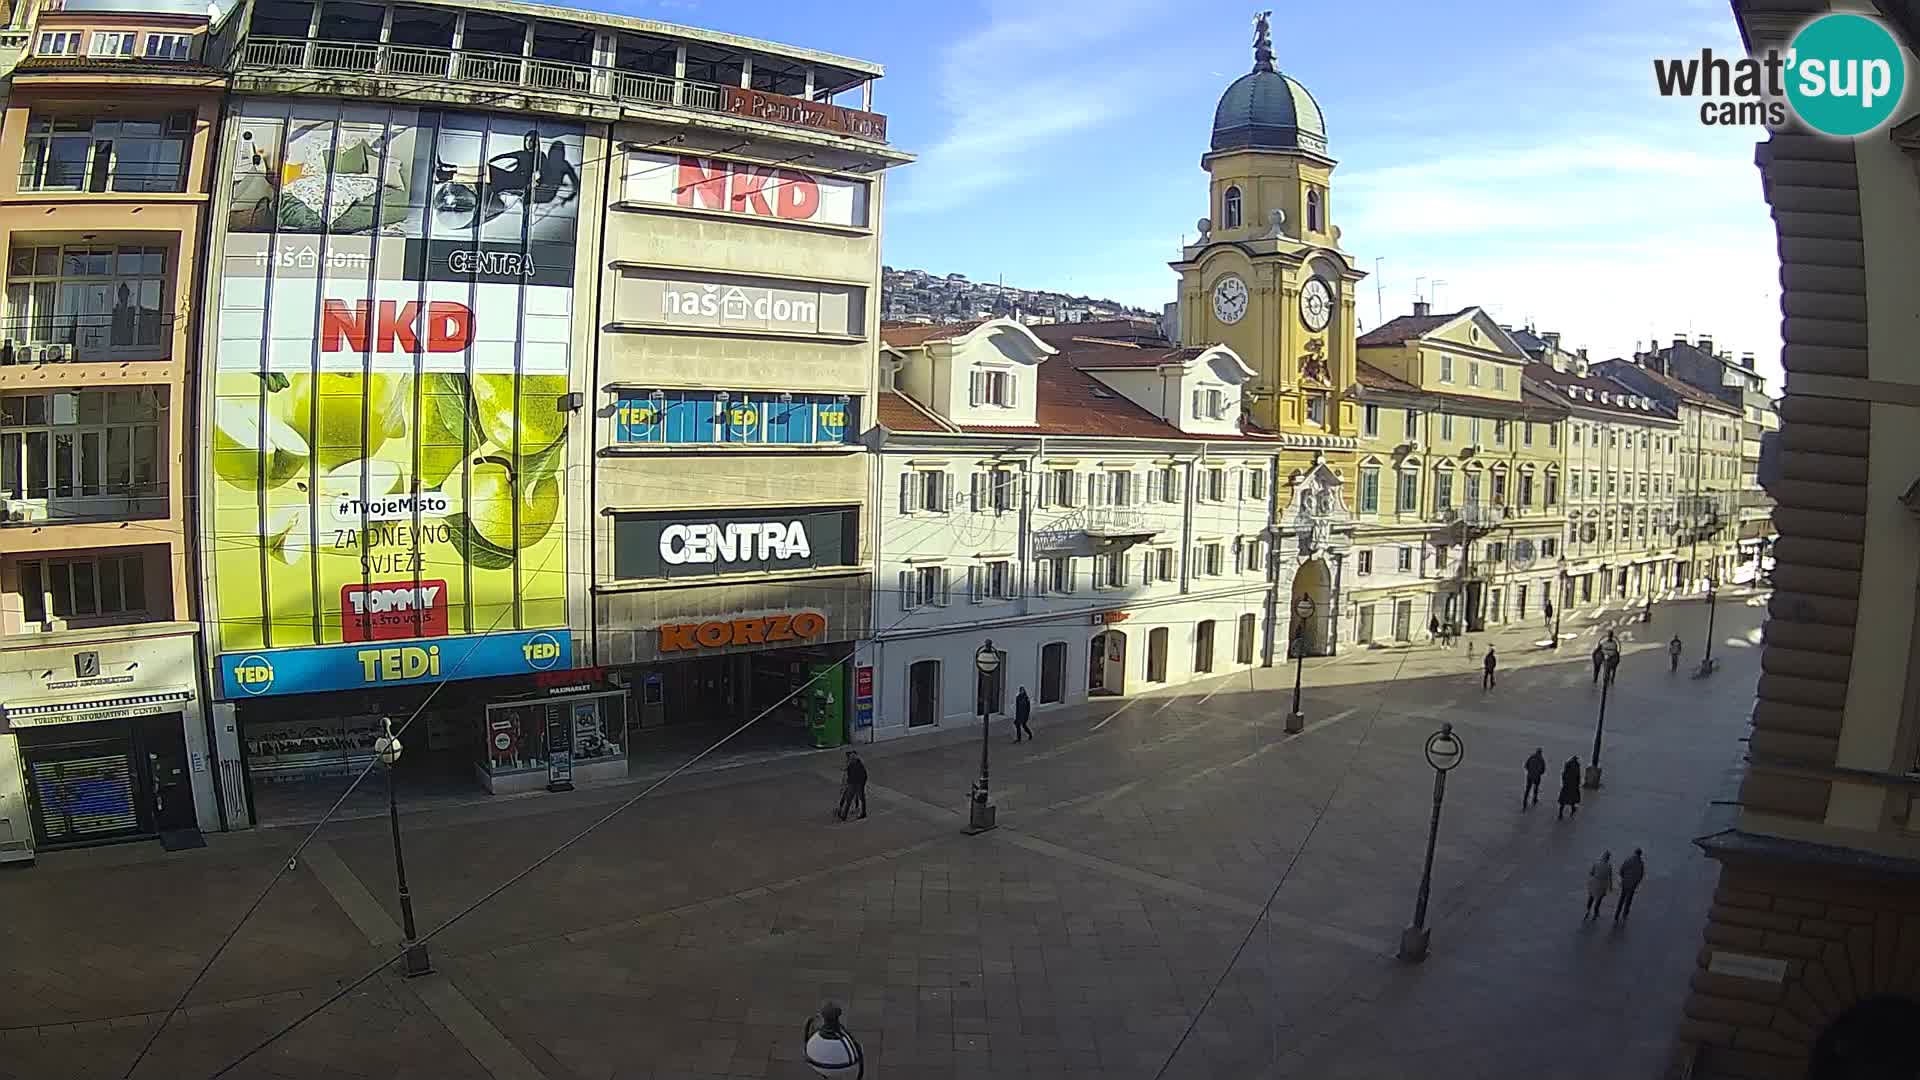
left=1591, top=642, right=1605, bottom=684
left=1668, top=634, right=1683, bottom=673
left=1557, top=756, right=1582, bottom=819
left=1605, top=648, right=1621, bottom=685
left=1013, top=686, right=1034, bottom=742
left=1584, top=851, right=1614, bottom=919
left=1615, top=848, right=1646, bottom=921
left=1482, top=646, right=1498, bottom=690
left=1543, top=598, right=1554, bottom=629
left=836, top=750, right=868, bottom=821
left=1429, top=614, right=1441, bottom=645
left=1523, top=748, right=1546, bottom=807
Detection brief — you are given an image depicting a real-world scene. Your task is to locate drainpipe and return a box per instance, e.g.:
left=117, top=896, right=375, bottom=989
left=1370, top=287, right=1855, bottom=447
left=1262, top=447, right=1279, bottom=667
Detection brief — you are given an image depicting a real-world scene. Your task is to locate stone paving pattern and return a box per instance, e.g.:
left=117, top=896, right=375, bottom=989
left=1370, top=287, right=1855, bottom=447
left=0, top=594, right=1763, bottom=1079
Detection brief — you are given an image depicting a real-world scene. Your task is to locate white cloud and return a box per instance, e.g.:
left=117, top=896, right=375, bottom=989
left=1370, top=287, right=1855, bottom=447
left=891, top=0, right=1168, bottom=215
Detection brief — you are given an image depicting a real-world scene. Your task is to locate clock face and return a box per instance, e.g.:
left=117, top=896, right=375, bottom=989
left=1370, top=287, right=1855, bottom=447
left=1212, top=275, right=1249, bottom=325
left=1300, top=278, right=1333, bottom=332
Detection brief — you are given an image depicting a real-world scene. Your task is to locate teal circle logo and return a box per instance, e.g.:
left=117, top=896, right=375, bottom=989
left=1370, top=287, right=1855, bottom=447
left=234, top=654, right=275, bottom=695
left=1786, top=13, right=1906, bottom=136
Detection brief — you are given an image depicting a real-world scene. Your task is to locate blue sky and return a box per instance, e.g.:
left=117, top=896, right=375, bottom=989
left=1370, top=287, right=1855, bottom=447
left=594, top=0, right=1784, bottom=387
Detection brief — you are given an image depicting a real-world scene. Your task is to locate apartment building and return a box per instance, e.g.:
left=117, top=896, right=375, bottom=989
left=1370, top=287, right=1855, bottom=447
left=0, top=4, right=225, bottom=860
left=1513, top=332, right=1685, bottom=608
left=1644, top=334, right=1777, bottom=574
left=865, top=320, right=1292, bottom=734
left=1670, top=4, right=1920, bottom=1076
left=1350, top=304, right=1567, bottom=640
left=192, top=0, right=905, bottom=822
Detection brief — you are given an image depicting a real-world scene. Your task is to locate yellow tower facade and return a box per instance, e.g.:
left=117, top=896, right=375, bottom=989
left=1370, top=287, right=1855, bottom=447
left=1171, top=13, right=1367, bottom=443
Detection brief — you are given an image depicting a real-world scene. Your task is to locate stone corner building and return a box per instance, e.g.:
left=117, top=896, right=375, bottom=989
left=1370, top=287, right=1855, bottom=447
left=1671, top=2, right=1920, bottom=1077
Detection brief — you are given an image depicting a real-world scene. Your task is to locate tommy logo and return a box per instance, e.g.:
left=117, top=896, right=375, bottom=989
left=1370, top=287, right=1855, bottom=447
left=341, top=579, right=449, bottom=642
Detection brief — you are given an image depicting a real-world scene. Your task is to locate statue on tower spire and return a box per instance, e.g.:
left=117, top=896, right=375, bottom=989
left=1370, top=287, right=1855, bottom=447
left=1252, top=10, right=1275, bottom=73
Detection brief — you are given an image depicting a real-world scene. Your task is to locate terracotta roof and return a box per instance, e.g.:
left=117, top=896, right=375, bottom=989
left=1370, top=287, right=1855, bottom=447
left=1354, top=361, right=1418, bottom=392
left=875, top=390, right=952, bottom=433
left=1593, top=358, right=1743, bottom=416
left=1523, top=362, right=1677, bottom=421
left=1356, top=309, right=1469, bottom=346
left=14, top=58, right=224, bottom=77
left=879, top=319, right=990, bottom=348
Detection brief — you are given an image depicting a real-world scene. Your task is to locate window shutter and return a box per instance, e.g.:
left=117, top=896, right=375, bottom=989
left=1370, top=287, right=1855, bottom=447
left=900, top=471, right=917, bottom=514
left=1172, top=469, right=1183, bottom=503
left=1073, top=472, right=1084, bottom=507
left=1193, top=389, right=1204, bottom=419
left=1237, top=469, right=1246, bottom=500
left=1036, top=472, right=1051, bottom=508
left=1120, top=553, right=1131, bottom=585
left=970, top=471, right=984, bottom=511
left=941, top=471, right=955, bottom=511
left=968, top=565, right=982, bottom=604
left=1007, top=375, right=1017, bottom=407
left=938, top=568, right=951, bottom=606
left=1090, top=474, right=1106, bottom=508
left=969, top=371, right=983, bottom=407
left=1147, top=471, right=1161, bottom=503
left=899, top=570, right=914, bottom=610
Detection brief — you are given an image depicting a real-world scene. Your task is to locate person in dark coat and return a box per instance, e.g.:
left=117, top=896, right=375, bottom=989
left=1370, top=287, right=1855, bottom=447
left=1591, top=642, right=1606, bottom=684
left=1013, top=687, right=1033, bottom=742
left=1543, top=598, right=1554, bottom=630
left=1557, top=756, right=1583, bottom=819
left=1615, top=848, right=1646, bottom=921
left=837, top=751, right=868, bottom=820
left=1523, top=748, right=1547, bottom=808
left=1482, top=647, right=1498, bottom=690
left=1429, top=615, right=1441, bottom=645
left=1669, top=634, right=1684, bottom=673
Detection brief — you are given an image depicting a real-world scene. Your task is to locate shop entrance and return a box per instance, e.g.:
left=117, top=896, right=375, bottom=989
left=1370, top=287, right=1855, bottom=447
left=908, top=659, right=941, bottom=727
left=1146, top=627, right=1169, bottom=683
left=625, top=643, right=855, bottom=759
left=1088, top=630, right=1126, bottom=696
left=1194, top=621, right=1215, bottom=674
left=19, top=714, right=191, bottom=848
left=1038, top=643, right=1066, bottom=705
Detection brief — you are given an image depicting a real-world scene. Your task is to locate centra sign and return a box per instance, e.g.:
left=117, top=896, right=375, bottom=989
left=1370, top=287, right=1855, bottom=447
left=661, top=520, right=811, bottom=566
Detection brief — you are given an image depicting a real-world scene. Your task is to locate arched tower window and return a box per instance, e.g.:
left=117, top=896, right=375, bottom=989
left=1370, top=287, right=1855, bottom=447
left=1223, top=186, right=1242, bottom=229
left=1306, top=189, right=1323, bottom=233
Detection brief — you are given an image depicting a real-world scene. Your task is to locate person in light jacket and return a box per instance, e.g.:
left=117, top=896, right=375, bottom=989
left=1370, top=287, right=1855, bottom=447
left=1584, top=850, right=1614, bottom=920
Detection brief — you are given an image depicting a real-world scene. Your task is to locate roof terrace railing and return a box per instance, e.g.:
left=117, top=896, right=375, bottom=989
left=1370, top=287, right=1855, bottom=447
left=238, top=37, right=886, bottom=143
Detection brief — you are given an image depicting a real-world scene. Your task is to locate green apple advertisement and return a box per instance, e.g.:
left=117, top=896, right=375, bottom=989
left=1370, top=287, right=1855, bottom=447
left=211, top=100, right=581, bottom=653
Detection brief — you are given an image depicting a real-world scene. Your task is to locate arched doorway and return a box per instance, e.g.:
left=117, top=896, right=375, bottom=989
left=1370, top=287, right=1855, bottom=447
left=1810, top=996, right=1920, bottom=1080
left=1088, top=630, right=1127, bottom=696
left=1291, top=558, right=1334, bottom=655
left=1146, top=627, right=1170, bottom=683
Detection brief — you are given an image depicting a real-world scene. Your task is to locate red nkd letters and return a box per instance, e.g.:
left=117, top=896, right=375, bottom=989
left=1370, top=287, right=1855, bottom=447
left=675, top=156, right=821, bottom=221
left=321, top=299, right=473, bottom=353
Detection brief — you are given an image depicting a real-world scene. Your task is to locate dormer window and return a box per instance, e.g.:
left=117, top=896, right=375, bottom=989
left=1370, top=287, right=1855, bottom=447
left=144, top=33, right=192, bottom=61
left=970, top=368, right=1015, bottom=408
left=1192, top=388, right=1226, bottom=420
left=1307, top=189, right=1323, bottom=232
left=1223, top=186, right=1242, bottom=229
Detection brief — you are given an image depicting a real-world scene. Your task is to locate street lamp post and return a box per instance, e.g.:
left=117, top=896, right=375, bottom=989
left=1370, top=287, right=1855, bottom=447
left=804, top=1003, right=864, bottom=1079
left=375, top=719, right=432, bottom=978
left=1286, top=594, right=1315, bottom=733
left=1584, top=637, right=1620, bottom=790
left=1399, top=722, right=1465, bottom=963
left=1549, top=568, right=1566, bottom=649
left=965, top=640, right=1000, bottom=834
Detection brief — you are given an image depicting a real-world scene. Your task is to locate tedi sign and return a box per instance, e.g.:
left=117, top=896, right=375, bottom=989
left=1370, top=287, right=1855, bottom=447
left=1653, top=13, right=1907, bottom=135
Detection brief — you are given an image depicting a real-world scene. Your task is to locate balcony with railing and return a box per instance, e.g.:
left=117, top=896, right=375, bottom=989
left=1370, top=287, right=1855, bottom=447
left=236, top=35, right=889, bottom=145
left=1034, top=504, right=1161, bottom=556
left=0, top=312, right=176, bottom=366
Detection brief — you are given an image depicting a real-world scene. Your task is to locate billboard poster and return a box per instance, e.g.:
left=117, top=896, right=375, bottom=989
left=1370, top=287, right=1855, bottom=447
left=621, top=151, right=870, bottom=228
left=211, top=100, right=582, bottom=661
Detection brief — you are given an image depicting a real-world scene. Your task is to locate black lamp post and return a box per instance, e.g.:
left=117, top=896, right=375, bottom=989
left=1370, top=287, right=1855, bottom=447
left=1398, top=722, right=1464, bottom=963
left=375, top=719, right=432, bottom=978
left=804, top=1003, right=864, bottom=1079
left=965, top=640, right=1000, bottom=834
left=1697, top=506, right=1723, bottom=678
left=1286, top=593, right=1315, bottom=733
left=1584, top=637, right=1620, bottom=791
left=1549, top=568, right=1566, bottom=649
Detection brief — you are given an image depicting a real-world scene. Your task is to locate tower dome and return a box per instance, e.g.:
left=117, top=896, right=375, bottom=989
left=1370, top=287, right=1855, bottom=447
left=1210, top=13, right=1328, bottom=155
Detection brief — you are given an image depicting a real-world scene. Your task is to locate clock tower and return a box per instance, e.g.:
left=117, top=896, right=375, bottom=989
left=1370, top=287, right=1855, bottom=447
left=1171, top=11, right=1368, bottom=443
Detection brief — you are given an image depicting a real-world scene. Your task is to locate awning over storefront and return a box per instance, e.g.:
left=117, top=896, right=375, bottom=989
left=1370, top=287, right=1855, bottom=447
left=2, top=689, right=194, bottom=730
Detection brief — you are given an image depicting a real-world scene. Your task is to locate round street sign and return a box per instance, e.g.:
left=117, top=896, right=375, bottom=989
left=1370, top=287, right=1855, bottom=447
left=974, top=643, right=1002, bottom=674
left=493, top=732, right=513, bottom=752
left=1425, top=724, right=1464, bottom=772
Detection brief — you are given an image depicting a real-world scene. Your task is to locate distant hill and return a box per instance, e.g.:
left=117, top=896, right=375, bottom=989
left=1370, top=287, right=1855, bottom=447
left=882, top=266, right=1156, bottom=326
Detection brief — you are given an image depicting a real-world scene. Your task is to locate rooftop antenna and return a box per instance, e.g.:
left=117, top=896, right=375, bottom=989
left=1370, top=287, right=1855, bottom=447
left=1414, top=275, right=1428, bottom=305
left=1431, top=279, right=1448, bottom=311
left=1373, top=257, right=1385, bottom=327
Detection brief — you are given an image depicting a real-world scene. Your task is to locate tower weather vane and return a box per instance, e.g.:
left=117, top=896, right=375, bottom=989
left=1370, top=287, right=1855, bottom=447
left=1253, top=10, right=1275, bottom=73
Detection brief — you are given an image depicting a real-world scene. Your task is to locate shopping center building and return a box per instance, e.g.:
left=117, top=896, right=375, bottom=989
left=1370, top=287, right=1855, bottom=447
left=191, top=0, right=905, bottom=821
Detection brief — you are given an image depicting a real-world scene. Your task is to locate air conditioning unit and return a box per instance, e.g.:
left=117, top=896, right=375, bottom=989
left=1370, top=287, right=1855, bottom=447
left=1461, top=444, right=1483, bottom=457
left=1395, top=437, right=1421, bottom=453
left=0, top=500, right=29, bottom=524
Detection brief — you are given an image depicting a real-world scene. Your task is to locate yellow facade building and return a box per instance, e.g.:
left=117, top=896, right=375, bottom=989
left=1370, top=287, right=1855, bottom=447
left=1348, top=304, right=1568, bottom=641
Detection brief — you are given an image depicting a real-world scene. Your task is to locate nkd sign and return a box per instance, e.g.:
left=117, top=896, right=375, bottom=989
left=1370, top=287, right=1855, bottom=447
left=617, top=271, right=864, bottom=338
left=624, top=152, right=870, bottom=229
left=613, top=505, right=857, bottom=581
